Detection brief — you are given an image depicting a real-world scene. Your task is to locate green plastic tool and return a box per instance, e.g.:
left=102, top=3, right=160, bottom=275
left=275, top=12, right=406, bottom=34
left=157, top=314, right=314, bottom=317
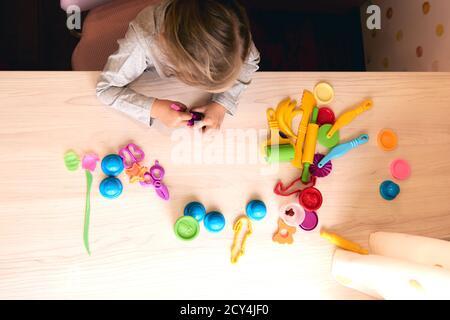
left=64, top=151, right=80, bottom=171
left=318, top=124, right=340, bottom=148
left=84, top=170, right=93, bottom=255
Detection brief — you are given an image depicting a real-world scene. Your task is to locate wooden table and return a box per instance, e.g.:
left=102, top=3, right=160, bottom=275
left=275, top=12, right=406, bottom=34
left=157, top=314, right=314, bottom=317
left=1, top=72, right=449, bottom=300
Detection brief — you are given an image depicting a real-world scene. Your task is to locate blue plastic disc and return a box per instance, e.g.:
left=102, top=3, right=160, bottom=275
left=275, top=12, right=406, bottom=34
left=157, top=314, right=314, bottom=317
left=184, top=202, right=207, bottom=222
left=246, top=200, right=267, bottom=221
left=100, top=177, right=123, bottom=199
left=101, top=154, right=124, bottom=177
left=204, top=211, right=226, bottom=233
left=380, top=180, right=400, bottom=201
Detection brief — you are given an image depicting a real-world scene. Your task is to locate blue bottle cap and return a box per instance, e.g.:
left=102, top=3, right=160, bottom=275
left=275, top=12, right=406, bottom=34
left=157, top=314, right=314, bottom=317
left=246, top=200, right=267, bottom=221
left=100, top=177, right=123, bottom=199
left=380, top=180, right=400, bottom=201
left=204, top=211, right=226, bottom=233
left=184, top=202, right=207, bottom=222
left=101, top=154, right=124, bottom=177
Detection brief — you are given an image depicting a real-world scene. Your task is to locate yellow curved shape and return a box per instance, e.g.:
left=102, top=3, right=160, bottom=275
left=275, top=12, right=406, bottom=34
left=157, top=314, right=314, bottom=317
left=276, top=98, right=298, bottom=139
left=231, top=216, right=253, bottom=264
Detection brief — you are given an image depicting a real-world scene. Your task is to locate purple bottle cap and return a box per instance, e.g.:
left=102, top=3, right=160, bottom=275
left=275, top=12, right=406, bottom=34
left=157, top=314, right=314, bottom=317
left=299, top=211, right=319, bottom=231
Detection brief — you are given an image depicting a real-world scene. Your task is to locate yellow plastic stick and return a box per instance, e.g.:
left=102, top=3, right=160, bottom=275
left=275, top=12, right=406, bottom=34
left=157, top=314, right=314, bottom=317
left=292, top=90, right=317, bottom=168
left=320, top=230, right=369, bottom=255
left=302, top=123, right=319, bottom=165
left=231, top=217, right=253, bottom=264
left=327, top=100, right=373, bottom=138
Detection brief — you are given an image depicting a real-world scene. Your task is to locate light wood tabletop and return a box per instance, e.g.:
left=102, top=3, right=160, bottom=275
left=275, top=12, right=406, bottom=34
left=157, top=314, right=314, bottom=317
left=0, top=72, right=449, bottom=300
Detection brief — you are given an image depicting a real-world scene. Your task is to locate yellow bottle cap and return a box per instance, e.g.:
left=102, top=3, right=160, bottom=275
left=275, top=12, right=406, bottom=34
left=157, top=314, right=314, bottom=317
left=314, top=82, right=335, bottom=105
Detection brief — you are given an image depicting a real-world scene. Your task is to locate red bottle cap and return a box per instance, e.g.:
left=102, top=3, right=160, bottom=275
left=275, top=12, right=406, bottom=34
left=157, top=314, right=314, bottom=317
left=299, top=187, right=323, bottom=211
left=317, top=107, right=336, bottom=126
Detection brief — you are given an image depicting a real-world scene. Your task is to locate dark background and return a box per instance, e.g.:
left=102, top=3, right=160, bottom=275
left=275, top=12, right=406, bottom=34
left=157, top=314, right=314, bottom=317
left=0, top=0, right=366, bottom=71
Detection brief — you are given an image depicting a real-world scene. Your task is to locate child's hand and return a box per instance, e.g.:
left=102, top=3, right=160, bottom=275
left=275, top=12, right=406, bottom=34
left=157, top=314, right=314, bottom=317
left=151, top=99, right=192, bottom=128
left=191, top=102, right=226, bottom=133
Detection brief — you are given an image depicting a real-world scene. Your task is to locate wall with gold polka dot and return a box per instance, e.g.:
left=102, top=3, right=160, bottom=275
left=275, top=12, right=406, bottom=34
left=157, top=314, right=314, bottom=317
left=361, top=0, right=449, bottom=71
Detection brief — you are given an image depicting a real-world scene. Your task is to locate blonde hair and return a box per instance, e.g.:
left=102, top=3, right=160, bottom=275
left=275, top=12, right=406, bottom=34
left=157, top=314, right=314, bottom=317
left=158, top=0, right=252, bottom=92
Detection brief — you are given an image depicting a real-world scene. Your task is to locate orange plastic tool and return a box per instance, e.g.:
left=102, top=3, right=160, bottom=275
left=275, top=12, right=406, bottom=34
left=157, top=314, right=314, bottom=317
left=273, top=218, right=297, bottom=245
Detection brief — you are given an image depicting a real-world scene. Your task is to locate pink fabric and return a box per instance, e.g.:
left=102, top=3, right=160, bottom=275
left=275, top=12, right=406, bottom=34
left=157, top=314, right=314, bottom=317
left=71, top=0, right=160, bottom=70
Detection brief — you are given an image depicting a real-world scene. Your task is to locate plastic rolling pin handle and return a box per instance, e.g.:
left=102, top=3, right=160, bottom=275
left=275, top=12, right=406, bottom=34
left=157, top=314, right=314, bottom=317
left=318, top=134, right=369, bottom=168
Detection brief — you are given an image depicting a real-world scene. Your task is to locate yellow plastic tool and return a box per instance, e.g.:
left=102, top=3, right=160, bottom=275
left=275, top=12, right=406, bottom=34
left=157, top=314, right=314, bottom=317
left=275, top=98, right=300, bottom=140
left=301, top=122, right=319, bottom=182
left=327, top=100, right=373, bottom=138
left=320, top=230, right=369, bottom=255
left=231, top=216, right=253, bottom=264
left=292, top=90, right=317, bottom=169
left=266, top=108, right=291, bottom=146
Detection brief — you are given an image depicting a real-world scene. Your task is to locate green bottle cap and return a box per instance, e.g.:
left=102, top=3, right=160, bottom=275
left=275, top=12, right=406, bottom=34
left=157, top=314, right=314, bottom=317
left=318, top=124, right=340, bottom=148
left=174, top=216, right=200, bottom=241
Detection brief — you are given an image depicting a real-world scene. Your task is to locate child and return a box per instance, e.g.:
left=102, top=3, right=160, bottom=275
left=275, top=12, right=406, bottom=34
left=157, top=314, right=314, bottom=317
left=96, top=0, right=260, bottom=132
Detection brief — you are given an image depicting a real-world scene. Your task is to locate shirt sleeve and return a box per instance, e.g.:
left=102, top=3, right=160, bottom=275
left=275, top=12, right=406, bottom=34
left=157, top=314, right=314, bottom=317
left=96, top=24, right=157, bottom=126
left=211, top=42, right=261, bottom=115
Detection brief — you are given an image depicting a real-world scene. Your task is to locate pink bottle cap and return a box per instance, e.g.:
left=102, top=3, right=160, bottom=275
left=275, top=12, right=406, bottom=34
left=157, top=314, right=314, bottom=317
left=390, top=159, right=411, bottom=181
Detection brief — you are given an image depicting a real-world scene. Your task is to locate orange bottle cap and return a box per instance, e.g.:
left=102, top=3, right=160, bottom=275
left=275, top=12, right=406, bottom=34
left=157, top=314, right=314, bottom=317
left=377, top=129, right=398, bottom=151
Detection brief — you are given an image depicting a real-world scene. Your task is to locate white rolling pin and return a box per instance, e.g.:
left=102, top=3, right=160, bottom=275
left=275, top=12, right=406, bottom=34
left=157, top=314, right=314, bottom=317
left=331, top=249, right=450, bottom=300
left=369, top=232, right=450, bottom=270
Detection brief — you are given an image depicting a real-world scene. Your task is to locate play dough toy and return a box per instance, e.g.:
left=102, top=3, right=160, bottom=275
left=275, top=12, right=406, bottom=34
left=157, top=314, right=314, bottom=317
left=380, top=180, right=400, bottom=201
left=82, top=153, right=99, bottom=172
left=299, top=211, right=319, bottom=231
left=318, top=124, right=340, bottom=148
left=246, top=200, right=267, bottom=221
left=119, top=143, right=145, bottom=169
left=64, top=151, right=80, bottom=171
left=231, top=216, right=253, bottom=264
left=140, top=160, right=170, bottom=201
left=299, top=187, right=323, bottom=211
left=377, top=129, right=398, bottom=151
left=184, top=202, right=207, bottom=222
left=273, top=218, right=297, bottom=244
left=314, top=82, right=335, bottom=105
left=279, top=203, right=305, bottom=227
left=81, top=153, right=99, bottom=255
left=275, top=97, right=300, bottom=139
left=125, top=163, right=148, bottom=183
left=321, top=230, right=369, bottom=255
left=265, top=144, right=295, bottom=163
left=301, top=116, right=319, bottom=183
left=317, top=107, right=336, bottom=126
left=174, top=216, right=200, bottom=241
left=101, top=154, right=124, bottom=176
left=310, top=153, right=333, bottom=178
left=318, top=134, right=369, bottom=168
left=390, top=159, right=411, bottom=181
left=204, top=211, right=226, bottom=233
left=99, top=177, right=123, bottom=199
left=327, top=100, right=373, bottom=139
left=292, top=90, right=317, bottom=169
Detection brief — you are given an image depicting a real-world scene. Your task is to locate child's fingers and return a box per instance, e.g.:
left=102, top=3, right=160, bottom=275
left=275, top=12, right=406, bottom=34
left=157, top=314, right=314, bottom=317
left=191, top=106, right=207, bottom=113
left=179, top=112, right=193, bottom=121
